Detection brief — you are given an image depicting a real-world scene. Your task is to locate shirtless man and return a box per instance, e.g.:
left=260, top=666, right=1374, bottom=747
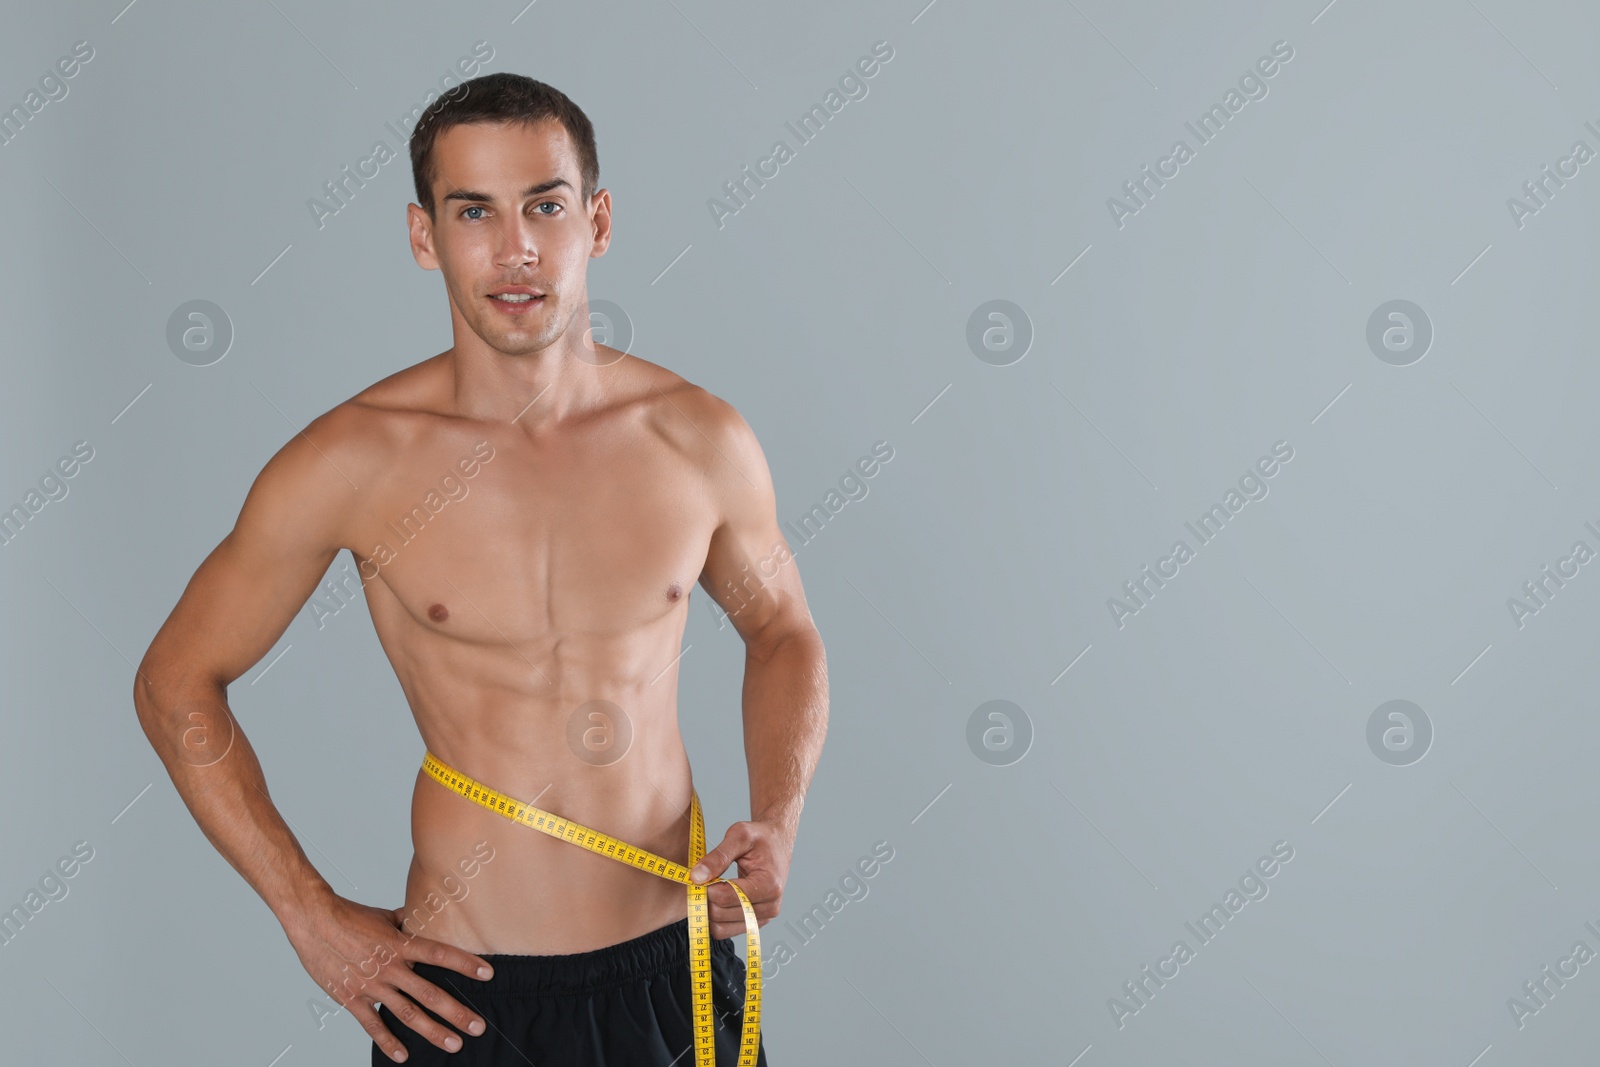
left=132, top=73, right=827, bottom=1065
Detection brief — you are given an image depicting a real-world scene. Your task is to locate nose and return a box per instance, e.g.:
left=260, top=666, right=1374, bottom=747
left=493, top=211, right=539, bottom=269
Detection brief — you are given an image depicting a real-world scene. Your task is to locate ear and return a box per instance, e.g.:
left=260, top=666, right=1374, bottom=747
left=408, top=202, right=441, bottom=270
left=588, top=188, right=613, bottom=259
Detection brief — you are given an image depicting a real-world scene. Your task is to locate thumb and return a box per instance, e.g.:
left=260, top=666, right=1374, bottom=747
left=388, top=906, right=417, bottom=937
left=689, top=834, right=737, bottom=885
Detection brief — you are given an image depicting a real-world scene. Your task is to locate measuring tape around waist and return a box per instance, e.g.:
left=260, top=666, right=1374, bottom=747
left=420, top=750, right=762, bottom=1067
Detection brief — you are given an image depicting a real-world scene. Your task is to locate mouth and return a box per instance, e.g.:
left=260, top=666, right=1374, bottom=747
left=487, top=288, right=546, bottom=315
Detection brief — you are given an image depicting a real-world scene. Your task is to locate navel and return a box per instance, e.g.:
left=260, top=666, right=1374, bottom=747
left=428, top=602, right=450, bottom=623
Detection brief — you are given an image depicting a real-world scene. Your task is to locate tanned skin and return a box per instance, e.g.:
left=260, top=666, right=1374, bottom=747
left=133, top=116, right=828, bottom=1062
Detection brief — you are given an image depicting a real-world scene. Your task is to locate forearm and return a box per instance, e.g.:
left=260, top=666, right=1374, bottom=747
left=740, top=628, right=828, bottom=839
left=134, top=676, right=335, bottom=933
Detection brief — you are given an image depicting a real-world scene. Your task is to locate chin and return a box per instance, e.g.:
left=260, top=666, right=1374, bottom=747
left=492, top=327, right=560, bottom=356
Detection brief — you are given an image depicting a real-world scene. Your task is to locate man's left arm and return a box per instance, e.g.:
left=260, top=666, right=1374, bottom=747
left=686, top=398, right=828, bottom=939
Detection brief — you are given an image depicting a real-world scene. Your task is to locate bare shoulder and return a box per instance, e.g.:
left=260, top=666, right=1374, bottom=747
left=338, top=351, right=453, bottom=428
left=627, top=355, right=766, bottom=482
left=307, top=353, right=451, bottom=459
left=240, top=355, right=447, bottom=535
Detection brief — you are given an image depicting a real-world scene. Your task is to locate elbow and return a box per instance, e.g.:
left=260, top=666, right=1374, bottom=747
left=133, top=661, right=234, bottom=767
left=748, top=620, right=825, bottom=666
left=132, top=652, right=219, bottom=731
left=132, top=657, right=170, bottom=735
left=133, top=654, right=156, bottom=721
left=132, top=639, right=175, bottom=720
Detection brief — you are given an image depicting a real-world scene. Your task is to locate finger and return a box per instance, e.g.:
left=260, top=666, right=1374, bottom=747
left=401, top=932, right=496, bottom=982
left=708, top=901, right=753, bottom=926
left=710, top=882, right=778, bottom=923
left=709, top=897, right=767, bottom=921
left=710, top=900, right=778, bottom=930
left=713, top=871, right=777, bottom=898
left=689, top=849, right=731, bottom=885
left=376, top=984, right=467, bottom=1055
left=708, top=875, right=777, bottom=912
left=391, top=965, right=488, bottom=1042
left=706, top=879, right=759, bottom=909
left=707, top=896, right=742, bottom=916
left=704, top=881, right=738, bottom=908
left=709, top=915, right=767, bottom=939
left=349, top=997, right=410, bottom=1064
left=689, top=824, right=752, bottom=884
left=708, top=918, right=760, bottom=941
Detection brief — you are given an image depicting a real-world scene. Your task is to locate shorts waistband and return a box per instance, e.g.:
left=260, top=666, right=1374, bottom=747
left=418, top=917, right=698, bottom=998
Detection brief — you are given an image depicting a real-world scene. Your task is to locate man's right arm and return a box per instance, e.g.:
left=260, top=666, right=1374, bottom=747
left=133, top=408, right=358, bottom=925
left=132, top=408, right=492, bottom=1062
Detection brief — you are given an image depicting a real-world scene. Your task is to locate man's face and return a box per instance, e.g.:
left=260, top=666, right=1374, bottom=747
left=410, top=118, right=609, bottom=358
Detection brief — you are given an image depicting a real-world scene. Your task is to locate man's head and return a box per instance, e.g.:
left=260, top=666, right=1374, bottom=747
left=409, top=73, right=599, bottom=216
left=406, top=73, right=610, bottom=360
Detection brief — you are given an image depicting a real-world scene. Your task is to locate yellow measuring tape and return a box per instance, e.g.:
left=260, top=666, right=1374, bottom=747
left=421, top=750, right=762, bottom=1067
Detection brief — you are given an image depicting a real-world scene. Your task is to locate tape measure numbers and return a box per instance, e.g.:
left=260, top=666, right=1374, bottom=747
left=420, top=750, right=763, bottom=1067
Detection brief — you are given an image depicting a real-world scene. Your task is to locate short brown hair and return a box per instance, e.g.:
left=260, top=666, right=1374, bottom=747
left=408, top=72, right=599, bottom=218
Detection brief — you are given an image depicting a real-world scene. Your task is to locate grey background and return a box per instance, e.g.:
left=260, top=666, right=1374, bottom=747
left=2, top=0, right=1597, bottom=1063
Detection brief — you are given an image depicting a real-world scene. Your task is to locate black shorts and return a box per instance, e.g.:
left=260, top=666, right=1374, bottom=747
left=372, top=917, right=768, bottom=1066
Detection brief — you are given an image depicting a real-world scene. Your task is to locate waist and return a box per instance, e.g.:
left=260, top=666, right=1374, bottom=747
left=403, top=756, right=693, bottom=953
left=411, top=748, right=765, bottom=1067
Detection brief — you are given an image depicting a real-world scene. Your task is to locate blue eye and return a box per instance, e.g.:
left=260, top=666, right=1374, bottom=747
left=462, top=205, right=486, bottom=220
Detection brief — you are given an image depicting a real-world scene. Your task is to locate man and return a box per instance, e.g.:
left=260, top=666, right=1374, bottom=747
left=133, top=72, right=827, bottom=1065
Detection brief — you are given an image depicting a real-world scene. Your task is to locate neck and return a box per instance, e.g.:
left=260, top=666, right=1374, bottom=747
left=446, top=318, right=614, bottom=428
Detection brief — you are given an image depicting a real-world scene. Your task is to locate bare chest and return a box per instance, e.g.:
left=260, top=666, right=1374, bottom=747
left=346, top=428, right=715, bottom=646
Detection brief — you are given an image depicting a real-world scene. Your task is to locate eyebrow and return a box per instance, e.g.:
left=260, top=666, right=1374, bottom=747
left=441, top=178, right=574, bottom=205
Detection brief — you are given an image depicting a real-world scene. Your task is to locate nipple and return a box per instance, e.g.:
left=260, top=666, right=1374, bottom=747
left=428, top=602, right=450, bottom=623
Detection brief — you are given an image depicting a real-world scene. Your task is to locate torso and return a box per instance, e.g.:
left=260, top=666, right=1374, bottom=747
left=334, top=349, right=722, bottom=954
